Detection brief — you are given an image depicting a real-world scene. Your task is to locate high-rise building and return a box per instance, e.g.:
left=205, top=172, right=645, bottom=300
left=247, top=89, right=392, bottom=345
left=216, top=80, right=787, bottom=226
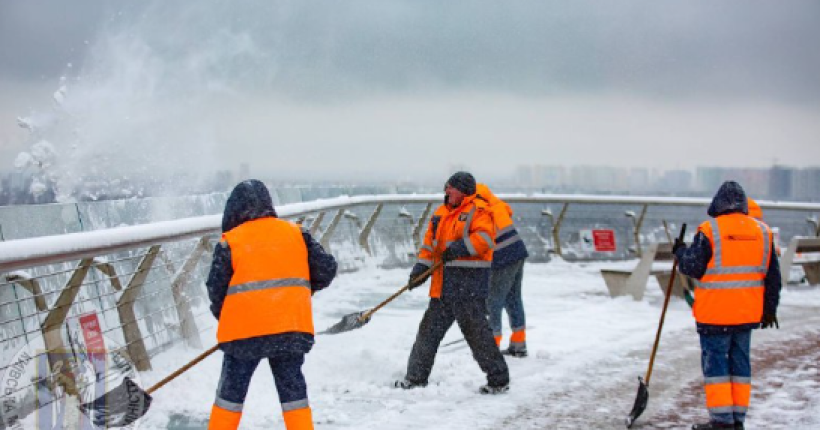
left=793, top=167, right=820, bottom=202
left=769, top=165, right=794, bottom=200
left=659, top=169, right=693, bottom=193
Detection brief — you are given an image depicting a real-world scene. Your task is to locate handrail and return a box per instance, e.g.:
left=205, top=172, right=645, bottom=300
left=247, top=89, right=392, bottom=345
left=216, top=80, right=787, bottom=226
left=2, top=193, right=819, bottom=273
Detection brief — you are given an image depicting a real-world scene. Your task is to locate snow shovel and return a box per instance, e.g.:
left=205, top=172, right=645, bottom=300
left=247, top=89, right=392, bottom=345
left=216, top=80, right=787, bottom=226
left=80, top=344, right=219, bottom=427
left=321, top=261, right=442, bottom=334
left=625, top=224, right=686, bottom=428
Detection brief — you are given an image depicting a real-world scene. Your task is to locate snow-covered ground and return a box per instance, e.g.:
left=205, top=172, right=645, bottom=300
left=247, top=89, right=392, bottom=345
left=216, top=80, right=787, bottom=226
left=137, top=260, right=820, bottom=429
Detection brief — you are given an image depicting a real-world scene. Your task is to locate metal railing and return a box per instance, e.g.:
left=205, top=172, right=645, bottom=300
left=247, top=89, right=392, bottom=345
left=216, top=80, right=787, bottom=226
left=0, top=193, right=818, bottom=422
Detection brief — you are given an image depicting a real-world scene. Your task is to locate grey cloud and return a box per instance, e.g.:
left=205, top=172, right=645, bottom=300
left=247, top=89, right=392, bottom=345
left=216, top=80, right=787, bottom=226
left=2, top=0, right=819, bottom=102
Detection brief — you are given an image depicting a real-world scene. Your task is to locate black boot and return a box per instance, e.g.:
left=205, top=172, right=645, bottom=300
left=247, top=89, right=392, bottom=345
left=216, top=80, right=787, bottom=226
left=479, top=383, right=509, bottom=395
left=393, top=378, right=427, bottom=389
left=501, top=346, right=528, bottom=358
left=734, top=423, right=744, bottom=430
left=692, top=422, right=735, bottom=430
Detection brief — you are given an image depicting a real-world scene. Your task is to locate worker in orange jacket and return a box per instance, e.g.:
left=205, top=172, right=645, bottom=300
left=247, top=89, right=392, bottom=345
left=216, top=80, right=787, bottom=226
left=674, top=181, right=781, bottom=430
left=395, top=172, right=510, bottom=394
left=476, top=183, right=530, bottom=357
left=207, top=180, right=337, bottom=430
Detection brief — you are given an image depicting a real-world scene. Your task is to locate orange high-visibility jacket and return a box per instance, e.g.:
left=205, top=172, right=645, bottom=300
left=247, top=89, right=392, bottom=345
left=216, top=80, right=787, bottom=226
left=416, top=194, right=495, bottom=298
left=694, top=213, right=773, bottom=326
left=216, top=217, right=314, bottom=343
left=747, top=198, right=762, bottom=220
left=476, top=183, right=528, bottom=267
left=477, top=184, right=513, bottom=226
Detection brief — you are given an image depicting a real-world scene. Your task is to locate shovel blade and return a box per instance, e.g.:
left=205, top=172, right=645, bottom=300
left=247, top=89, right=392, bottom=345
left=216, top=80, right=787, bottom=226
left=625, top=377, right=649, bottom=428
left=319, top=311, right=370, bottom=334
left=80, top=377, right=152, bottom=427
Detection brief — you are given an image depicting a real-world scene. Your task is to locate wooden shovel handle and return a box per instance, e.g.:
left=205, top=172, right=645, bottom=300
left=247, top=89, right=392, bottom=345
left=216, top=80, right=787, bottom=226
left=360, top=261, right=443, bottom=321
left=146, top=345, right=219, bottom=394
left=645, top=224, right=686, bottom=385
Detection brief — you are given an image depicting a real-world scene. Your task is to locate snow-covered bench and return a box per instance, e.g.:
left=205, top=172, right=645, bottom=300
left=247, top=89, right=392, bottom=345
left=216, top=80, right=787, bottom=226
left=780, top=236, right=820, bottom=286
left=600, top=242, right=690, bottom=301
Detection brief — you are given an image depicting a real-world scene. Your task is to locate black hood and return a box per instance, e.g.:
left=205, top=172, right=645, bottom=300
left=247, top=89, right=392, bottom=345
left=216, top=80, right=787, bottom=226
left=222, top=180, right=277, bottom=232
left=707, top=181, right=748, bottom=218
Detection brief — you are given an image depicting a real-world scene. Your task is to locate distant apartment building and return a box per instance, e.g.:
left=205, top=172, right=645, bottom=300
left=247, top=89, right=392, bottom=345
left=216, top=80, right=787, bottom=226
left=768, top=165, right=794, bottom=200
left=628, top=168, right=650, bottom=193
left=515, top=165, right=567, bottom=190
left=792, top=167, right=820, bottom=202
left=658, top=169, right=693, bottom=193
left=696, top=166, right=769, bottom=198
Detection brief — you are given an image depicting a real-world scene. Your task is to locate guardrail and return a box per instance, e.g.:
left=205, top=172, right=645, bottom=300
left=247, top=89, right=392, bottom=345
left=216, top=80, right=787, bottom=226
left=0, top=193, right=818, bottom=423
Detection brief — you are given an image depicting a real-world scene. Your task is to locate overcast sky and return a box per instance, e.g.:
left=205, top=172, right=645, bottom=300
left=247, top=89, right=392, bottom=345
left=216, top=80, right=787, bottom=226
left=1, top=0, right=819, bottom=185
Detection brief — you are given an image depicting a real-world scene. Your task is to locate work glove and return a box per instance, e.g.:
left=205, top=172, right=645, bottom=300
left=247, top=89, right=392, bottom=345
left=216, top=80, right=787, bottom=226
left=407, top=263, right=430, bottom=290
left=441, top=246, right=459, bottom=263
left=672, top=237, right=686, bottom=255
left=761, top=314, right=779, bottom=329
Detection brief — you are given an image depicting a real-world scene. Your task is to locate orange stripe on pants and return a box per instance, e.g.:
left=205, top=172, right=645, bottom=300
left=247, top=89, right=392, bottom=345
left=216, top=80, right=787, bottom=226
left=732, top=382, right=751, bottom=408
left=510, top=330, right=526, bottom=343
left=283, top=407, right=314, bottom=430
left=705, top=382, right=733, bottom=410
left=209, top=405, right=242, bottom=430
left=494, top=335, right=502, bottom=346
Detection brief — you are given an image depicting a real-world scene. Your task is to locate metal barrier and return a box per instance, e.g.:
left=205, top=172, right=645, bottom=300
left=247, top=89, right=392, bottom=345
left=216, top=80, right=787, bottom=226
left=0, top=193, right=818, bottom=422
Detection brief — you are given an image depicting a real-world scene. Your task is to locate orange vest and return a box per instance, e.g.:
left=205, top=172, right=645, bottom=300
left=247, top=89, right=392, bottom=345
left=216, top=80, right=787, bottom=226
left=417, top=195, right=495, bottom=298
left=217, top=217, right=314, bottom=343
left=693, top=213, right=772, bottom=325
left=747, top=198, right=762, bottom=220
left=476, top=184, right=516, bottom=240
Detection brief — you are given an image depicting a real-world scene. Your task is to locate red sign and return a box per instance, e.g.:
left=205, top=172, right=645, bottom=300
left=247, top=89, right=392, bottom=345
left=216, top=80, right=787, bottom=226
left=79, top=312, right=106, bottom=352
left=592, top=229, right=616, bottom=252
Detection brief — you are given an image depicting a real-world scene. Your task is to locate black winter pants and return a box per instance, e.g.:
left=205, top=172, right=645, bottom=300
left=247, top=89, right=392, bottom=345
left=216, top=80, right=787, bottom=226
left=215, top=352, right=308, bottom=412
left=405, top=297, right=509, bottom=387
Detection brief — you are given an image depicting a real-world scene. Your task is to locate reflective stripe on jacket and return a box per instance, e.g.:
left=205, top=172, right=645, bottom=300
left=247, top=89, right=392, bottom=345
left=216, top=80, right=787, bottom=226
left=417, top=194, right=495, bottom=298
left=217, top=217, right=313, bottom=343
left=694, top=213, right=772, bottom=326
left=476, top=184, right=529, bottom=268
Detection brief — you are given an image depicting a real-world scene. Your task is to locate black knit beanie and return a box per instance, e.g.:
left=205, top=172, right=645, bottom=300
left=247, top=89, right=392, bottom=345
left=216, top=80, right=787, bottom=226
left=447, top=171, right=476, bottom=196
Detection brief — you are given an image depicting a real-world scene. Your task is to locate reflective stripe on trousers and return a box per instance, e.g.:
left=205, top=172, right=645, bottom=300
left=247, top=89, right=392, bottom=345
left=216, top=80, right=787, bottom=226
left=700, top=330, right=752, bottom=425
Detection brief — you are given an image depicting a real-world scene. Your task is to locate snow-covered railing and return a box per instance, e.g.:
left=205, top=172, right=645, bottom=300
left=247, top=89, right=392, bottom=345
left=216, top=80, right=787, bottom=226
left=0, top=193, right=818, bottom=421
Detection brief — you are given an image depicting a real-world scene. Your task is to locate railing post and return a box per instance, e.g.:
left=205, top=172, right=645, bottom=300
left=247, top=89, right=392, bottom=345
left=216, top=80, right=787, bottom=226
left=6, top=273, right=48, bottom=313
left=412, top=204, right=433, bottom=251
left=309, top=212, right=325, bottom=236
left=359, top=204, right=383, bottom=256
left=320, top=209, right=345, bottom=250
left=117, top=246, right=160, bottom=372
left=809, top=215, right=820, bottom=237
left=170, top=237, right=211, bottom=349
left=552, top=203, right=569, bottom=258
left=40, top=258, right=93, bottom=395
left=626, top=204, right=648, bottom=256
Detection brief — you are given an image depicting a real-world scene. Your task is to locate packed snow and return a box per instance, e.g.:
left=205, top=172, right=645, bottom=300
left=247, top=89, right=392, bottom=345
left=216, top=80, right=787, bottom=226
left=126, top=259, right=820, bottom=429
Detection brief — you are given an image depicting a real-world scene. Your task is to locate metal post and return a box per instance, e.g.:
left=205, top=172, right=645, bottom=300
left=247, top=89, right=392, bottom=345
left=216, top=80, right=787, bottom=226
left=7, top=273, right=48, bottom=313
left=117, top=246, right=160, bottom=371
left=551, top=203, right=569, bottom=258
left=170, top=237, right=210, bottom=349
left=412, top=203, right=433, bottom=251
left=808, top=216, right=820, bottom=237
left=625, top=205, right=648, bottom=256
left=309, top=211, right=325, bottom=236
left=320, top=209, right=344, bottom=250
left=40, top=258, right=93, bottom=396
left=359, top=204, right=383, bottom=256
left=74, top=203, right=85, bottom=232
